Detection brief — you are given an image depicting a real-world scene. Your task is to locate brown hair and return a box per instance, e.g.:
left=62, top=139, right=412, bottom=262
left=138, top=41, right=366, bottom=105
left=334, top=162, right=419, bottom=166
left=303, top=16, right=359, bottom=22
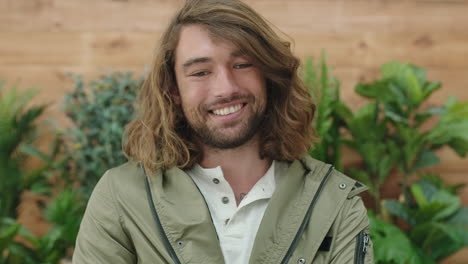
left=123, top=0, right=317, bottom=172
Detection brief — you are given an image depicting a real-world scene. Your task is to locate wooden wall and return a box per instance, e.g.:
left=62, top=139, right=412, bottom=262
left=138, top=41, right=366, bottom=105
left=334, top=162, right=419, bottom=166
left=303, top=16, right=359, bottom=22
left=1, top=0, right=468, bottom=261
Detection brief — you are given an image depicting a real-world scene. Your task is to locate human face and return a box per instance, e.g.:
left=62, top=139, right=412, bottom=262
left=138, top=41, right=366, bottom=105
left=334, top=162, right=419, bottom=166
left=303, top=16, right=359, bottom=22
left=174, top=25, right=267, bottom=149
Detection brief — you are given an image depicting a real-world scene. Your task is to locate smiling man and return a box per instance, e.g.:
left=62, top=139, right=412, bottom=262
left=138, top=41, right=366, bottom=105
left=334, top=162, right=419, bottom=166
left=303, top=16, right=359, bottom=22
left=73, top=1, right=373, bottom=263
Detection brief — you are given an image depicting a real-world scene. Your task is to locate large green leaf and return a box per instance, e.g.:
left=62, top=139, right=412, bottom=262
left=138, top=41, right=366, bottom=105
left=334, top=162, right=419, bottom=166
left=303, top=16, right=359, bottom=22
left=412, top=149, right=440, bottom=172
left=414, top=106, right=445, bottom=126
left=0, top=218, right=21, bottom=251
left=447, top=137, right=468, bottom=157
left=428, top=99, right=468, bottom=154
left=19, top=144, right=52, bottom=163
left=377, top=62, right=441, bottom=111
left=355, top=82, right=382, bottom=99
left=377, top=155, right=394, bottom=185
left=421, top=81, right=441, bottom=101
left=369, top=212, right=431, bottom=264
left=385, top=200, right=416, bottom=225
left=447, top=207, right=468, bottom=226
left=381, top=61, right=407, bottom=79
left=411, top=183, right=428, bottom=207
left=405, top=67, right=424, bottom=106
left=411, top=222, right=466, bottom=260
left=429, top=190, right=461, bottom=221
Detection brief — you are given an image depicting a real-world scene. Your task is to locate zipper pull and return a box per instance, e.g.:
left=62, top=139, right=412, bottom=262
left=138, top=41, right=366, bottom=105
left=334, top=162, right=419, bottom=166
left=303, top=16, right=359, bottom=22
left=362, top=233, right=369, bottom=254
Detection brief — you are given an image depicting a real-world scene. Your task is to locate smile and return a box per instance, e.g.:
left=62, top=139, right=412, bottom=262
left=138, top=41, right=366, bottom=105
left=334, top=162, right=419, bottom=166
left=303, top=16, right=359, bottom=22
left=211, top=103, right=244, bottom=116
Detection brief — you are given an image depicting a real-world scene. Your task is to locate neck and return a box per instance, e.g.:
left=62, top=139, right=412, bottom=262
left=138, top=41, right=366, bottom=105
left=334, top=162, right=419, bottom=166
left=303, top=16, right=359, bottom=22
left=200, top=135, right=272, bottom=204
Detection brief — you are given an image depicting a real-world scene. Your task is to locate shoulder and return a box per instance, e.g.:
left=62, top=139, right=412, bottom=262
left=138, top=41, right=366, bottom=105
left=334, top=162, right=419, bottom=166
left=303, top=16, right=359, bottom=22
left=298, top=157, right=370, bottom=239
left=89, top=161, right=148, bottom=212
left=104, top=161, right=144, bottom=182
left=299, top=155, right=368, bottom=198
left=98, top=161, right=145, bottom=192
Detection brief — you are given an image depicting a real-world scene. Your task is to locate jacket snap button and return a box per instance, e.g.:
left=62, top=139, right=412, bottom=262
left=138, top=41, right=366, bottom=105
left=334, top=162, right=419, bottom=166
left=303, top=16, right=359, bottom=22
left=176, top=241, right=184, bottom=248
left=339, top=183, right=347, bottom=189
left=298, top=258, right=306, bottom=264
left=213, top=178, right=220, bottom=184
left=222, top=196, right=229, bottom=204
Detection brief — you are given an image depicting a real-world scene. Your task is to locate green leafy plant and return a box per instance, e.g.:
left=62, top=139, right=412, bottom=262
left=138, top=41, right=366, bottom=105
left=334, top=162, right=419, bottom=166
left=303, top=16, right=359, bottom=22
left=384, top=175, right=468, bottom=262
left=0, top=82, right=49, bottom=220
left=343, top=102, right=398, bottom=214
left=0, top=81, right=82, bottom=263
left=43, top=189, right=86, bottom=251
left=305, top=60, right=468, bottom=263
left=341, top=62, right=468, bottom=216
left=0, top=190, right=86, bottom=264
left=353, top=62, right=468, bottom=189
left=63, top=72, right=143, bottom=196
left=305, top=53, right=349, bottom=172
left=369, top=212, right=435, bottom=264
left=27, top=189, right=85, bottom=264
left=0, top=217, right=24, bottom=264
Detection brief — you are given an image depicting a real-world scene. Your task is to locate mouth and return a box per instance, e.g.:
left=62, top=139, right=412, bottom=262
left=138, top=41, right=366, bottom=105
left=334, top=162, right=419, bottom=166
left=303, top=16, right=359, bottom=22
left=209, top=103, right=247, bottom=116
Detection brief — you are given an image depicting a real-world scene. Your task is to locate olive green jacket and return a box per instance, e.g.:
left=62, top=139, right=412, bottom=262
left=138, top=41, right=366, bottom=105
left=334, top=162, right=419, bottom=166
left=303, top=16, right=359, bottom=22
left=73, top=156, right=373, bottom=264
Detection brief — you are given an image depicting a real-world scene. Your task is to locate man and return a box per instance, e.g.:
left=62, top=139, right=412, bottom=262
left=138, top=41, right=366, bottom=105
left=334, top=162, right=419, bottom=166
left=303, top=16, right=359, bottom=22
left=73, top=0, right=373, bottom=263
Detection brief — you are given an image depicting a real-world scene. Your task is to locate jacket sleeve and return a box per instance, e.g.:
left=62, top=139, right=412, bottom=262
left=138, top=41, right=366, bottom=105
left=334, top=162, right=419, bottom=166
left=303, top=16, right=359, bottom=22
left=73, top=171, right=136, bottom=264
left=329, top=196, right=374, bottom=264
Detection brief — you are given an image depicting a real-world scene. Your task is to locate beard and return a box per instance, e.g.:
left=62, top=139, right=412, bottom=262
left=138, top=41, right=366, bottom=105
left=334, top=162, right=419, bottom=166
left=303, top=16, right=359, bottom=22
left=182, top=94, right=266, bottom=149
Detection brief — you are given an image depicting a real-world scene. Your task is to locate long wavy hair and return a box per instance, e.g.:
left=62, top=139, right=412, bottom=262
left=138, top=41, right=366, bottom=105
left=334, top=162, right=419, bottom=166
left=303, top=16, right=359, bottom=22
left=124, top=0, right=317, bottom=173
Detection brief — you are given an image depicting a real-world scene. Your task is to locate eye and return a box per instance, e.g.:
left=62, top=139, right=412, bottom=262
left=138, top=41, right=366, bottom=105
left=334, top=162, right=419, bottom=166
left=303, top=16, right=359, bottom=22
left=191, top=71, right=209, bottom=77
left=233, top=63, right=253, bottom=69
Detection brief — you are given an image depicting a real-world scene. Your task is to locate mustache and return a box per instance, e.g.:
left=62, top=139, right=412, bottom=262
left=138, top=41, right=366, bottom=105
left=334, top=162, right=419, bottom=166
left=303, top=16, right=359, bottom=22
left=202, top=94, right=255, bottom=111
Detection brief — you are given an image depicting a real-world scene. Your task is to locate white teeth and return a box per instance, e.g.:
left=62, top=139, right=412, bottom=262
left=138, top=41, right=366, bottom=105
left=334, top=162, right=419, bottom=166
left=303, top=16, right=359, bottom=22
left=212, top=104, right=243, bottom=116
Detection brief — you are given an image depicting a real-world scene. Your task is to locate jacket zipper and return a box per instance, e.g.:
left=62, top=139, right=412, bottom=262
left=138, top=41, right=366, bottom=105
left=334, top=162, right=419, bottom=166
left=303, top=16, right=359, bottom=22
left=354, top=231, right=369, bottom=264
left=280, top=165, right=334, bottom=264
left=142, top=166, right=182, bottom=264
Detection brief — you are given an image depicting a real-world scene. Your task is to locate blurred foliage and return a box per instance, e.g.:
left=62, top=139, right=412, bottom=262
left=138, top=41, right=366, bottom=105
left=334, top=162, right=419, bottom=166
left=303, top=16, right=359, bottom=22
left=354, top=62, right=468, bottom=182
left=6, top=190, right=86, bottom=264
left=63, top=72, right=143, bottom=196
left=0, top=81, right=84, bottom=263
left=341, top=62, right=466, bottom=215
left=0, top=82, right=49, bottom=220
left=369, top=212, right=435, bottom=264
left=370, top=175, right=468, bottom=263
left=305, top=53, right=348, bottom=172
left=305, top=60, right=468, bottom=263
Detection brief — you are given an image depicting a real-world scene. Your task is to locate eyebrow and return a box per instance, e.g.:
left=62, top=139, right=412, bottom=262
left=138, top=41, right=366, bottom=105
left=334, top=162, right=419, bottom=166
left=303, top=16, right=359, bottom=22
left=182, top=57, right=211, bottom=70
left=182, top=50, right=247, bottom=70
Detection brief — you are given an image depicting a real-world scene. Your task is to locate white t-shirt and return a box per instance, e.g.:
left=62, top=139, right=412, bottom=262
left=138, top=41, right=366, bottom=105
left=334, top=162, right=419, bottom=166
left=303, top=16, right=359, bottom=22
left=186, top=160, right=287, bottom=264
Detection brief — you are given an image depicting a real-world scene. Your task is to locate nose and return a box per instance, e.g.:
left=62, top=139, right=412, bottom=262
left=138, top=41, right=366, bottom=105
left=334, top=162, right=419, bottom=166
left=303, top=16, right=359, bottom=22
left=212, top=67, right=240, bottom=98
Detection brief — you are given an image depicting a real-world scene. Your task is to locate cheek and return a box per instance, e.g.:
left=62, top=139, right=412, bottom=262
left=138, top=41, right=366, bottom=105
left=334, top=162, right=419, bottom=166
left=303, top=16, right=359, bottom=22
left=246, top=72, right=267, bottom=97
left=179, top=83, right=207, bottom=109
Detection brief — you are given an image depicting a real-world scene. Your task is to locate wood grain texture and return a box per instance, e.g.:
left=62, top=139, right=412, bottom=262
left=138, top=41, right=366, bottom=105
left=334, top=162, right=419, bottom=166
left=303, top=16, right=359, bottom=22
left=2, top=31, right=468, bottom=68
left=2, top=0, right=468, bottom=33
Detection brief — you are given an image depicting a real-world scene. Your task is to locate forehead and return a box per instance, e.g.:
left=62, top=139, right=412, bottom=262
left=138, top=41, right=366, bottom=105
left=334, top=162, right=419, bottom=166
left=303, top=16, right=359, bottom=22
left=174, top=25, right=241, bottom=64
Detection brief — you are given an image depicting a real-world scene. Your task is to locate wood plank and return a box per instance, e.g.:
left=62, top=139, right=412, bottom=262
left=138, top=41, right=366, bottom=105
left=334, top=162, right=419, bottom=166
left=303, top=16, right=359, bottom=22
left=249, top=0, right=468, bottom=34
left=1, top=0, right=468, bottom=33
left=0, top=0, right=182, bottom=32
left=442, top=248, right=468, bottom=264
left=291, top=32, right=468, bottom=69
left=2, top=31, right=468, bottom=70
left=0, top=32, right=157, bottom=67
